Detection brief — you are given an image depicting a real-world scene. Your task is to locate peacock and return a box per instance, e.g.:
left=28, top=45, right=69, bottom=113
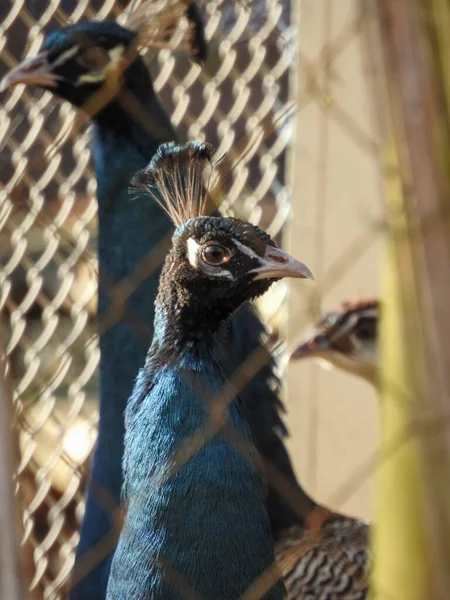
left=2, top=6, right=371, bottom=599
left=107, top=140, right=314, bottom=600
left=290, top=298, right=379, bottom=386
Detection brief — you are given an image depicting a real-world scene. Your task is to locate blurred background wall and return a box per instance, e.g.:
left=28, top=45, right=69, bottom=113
left=287, top=0, right=384, bottom=520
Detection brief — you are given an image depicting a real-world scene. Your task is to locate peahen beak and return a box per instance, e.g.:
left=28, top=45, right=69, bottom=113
left=250, top=246, right=314, bottom=282
left=0, top=52, right=61, bottom=92
left=289, top=334, right=331, bottom=361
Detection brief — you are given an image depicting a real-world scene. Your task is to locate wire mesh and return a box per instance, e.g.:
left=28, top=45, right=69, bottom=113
left=1, top=1, right=296, bottom=597
left=0, top=0, right=386, bottom=599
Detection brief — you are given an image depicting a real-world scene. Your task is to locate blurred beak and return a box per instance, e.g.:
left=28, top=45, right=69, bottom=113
left=250, top=246, right=314, bottom=281
left=0, top=52, right=60, bottom=92
left=289, top=334, right=331, bottom=361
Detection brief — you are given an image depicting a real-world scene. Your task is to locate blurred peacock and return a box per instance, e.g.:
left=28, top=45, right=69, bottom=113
left=2, top=4, right=371, bottom=599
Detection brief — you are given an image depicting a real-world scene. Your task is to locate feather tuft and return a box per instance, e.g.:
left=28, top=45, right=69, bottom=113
left=123, top=0, right=207, bottom=61
left=130, top=141, right=216, bottom=226
left=337, top=297, right=379, bottom=315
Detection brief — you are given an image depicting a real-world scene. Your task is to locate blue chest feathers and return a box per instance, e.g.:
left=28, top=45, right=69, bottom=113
left=107, top=357, right=286, bottom=600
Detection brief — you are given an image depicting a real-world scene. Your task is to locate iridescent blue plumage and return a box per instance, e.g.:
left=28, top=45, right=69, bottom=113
left=110, top=339, right=282, bottom=599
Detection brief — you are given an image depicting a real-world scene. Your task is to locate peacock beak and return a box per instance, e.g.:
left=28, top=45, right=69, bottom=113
left=0, top=52, right=61, bottom=92
left=250, top=246, right=314, bottom=282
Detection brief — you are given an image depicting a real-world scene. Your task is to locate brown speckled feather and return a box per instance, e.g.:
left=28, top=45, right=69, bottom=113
left=275, top=516, right=370, bottom=599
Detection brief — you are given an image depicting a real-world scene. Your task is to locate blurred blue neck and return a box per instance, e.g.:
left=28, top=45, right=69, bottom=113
left=70, top=92, right=176, bottom=599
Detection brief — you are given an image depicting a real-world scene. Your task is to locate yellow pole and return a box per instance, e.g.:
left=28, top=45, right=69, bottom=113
left=370, top=143, right=430, bottom=600
left=372, top=1, right=450, bottom=598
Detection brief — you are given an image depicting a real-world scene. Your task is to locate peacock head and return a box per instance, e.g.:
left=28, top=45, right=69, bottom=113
left=133, top=141, right=314, bottom=329
left=0, top=2, right=206, bottom=110
left=290, top=297, right=379, bottom=384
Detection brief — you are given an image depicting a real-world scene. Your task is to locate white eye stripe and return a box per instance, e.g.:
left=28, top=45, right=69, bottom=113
left=330, top=309, right=377, bottom=342
left=77, top=72, right=107, bottom=84
left=187, top=238, right=199, bottom=267
left=343, top=314, right=360, bottom=336
left=108, top=45, right=125, bottom=65
left=50, top=45, right=80, bottom=69
left=357, top=308, right=378, bottom=321
left=232, top=239, right=261, bottom=261
left=348, top=309, right=378, bottom=333
left=204, top=266, right=234, bottom=279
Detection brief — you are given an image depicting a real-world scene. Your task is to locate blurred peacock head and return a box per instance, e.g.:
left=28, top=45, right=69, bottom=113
left=0, top=2, right=206, bottom=110
left=132, top=141, right=314, bottom=331
left=290, top=298, right=379, bottom=385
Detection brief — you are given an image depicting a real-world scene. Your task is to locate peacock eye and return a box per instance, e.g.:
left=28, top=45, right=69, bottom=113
left=76, top=46, right=110, bottom=71
left=201, top=244, right=231, bottom=266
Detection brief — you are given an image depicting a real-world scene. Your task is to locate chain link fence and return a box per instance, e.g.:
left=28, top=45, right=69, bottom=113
left=0, top=1, right=386, bottom=598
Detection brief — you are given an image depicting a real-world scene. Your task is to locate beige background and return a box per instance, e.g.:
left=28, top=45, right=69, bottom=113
left=286, top=0, right=385, bottom=520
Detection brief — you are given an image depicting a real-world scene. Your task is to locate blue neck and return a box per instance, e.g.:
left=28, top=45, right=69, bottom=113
left=107, top=318, right=286, bottom=600
left=70, top=92, right=176, bottom=599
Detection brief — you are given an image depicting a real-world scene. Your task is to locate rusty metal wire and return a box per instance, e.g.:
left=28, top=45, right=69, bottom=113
left=0, top=0, right=387, bottom=598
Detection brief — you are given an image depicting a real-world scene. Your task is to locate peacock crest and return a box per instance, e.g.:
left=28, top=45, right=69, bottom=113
left=130, top=141, right=217, bottom=226
left=124, top=0, right=204, bottom=58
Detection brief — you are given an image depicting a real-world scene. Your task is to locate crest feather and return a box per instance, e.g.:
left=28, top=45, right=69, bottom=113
left=123, top=0, right=207, bottom=61
left=130, top=141, right=216, bottom=226
left=339, top=297, right=379, bottom=314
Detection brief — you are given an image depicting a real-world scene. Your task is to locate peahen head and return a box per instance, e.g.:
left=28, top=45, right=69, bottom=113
left=133, top=141, right=314, bottom=345
left=0, top=2, right=206, bottom=110
left=290, top=297, right=379, bottom=385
